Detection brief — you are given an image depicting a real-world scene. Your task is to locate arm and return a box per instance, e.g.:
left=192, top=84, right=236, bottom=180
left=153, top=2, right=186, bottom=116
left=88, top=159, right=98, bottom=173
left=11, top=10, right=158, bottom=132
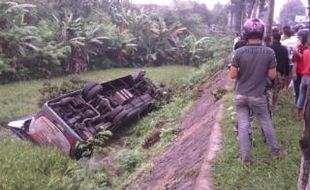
left=284, top=48, right=290, bottom=77
left=292, top=64, right=297, bottom=80
left=229, top=51, right=240, bottom=79
left=268, top=50, right=277, bottom=80
left=229, top=65, right=239, bottom=79
left=268, top=67, right=277, bottom=80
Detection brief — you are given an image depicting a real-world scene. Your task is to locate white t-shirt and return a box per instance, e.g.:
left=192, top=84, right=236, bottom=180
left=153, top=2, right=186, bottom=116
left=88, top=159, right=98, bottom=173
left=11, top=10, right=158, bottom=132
left=281, top=36, right=299, bottom=62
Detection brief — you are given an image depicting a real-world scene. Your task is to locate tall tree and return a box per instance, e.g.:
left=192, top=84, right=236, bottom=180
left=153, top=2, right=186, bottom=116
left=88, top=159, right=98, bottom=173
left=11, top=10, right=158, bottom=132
left=250, top=0, right=259, bottom=18
left=210, top=3, right=228, bottom=26
left=265, top=0, right=274, bottom=39
left=279, top=0, right=305, bottom=26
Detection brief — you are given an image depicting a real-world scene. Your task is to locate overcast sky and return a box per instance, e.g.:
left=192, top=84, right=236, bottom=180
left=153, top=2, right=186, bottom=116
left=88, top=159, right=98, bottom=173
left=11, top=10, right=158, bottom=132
left=131, top=0, right=309, bottom=20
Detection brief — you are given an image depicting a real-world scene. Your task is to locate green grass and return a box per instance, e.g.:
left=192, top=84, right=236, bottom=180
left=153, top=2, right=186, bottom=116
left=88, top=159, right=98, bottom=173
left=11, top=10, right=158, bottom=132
left=0, top=66, right=196, bottom=190
left=0, top=35, right=232, bottom=189
left=0, top=139, right=76, bottom=190
left=109, top=58, right=228, bottom=189
left=0, top=66, right=195, bottom=125
left=214, top=91, right=303, bottom=190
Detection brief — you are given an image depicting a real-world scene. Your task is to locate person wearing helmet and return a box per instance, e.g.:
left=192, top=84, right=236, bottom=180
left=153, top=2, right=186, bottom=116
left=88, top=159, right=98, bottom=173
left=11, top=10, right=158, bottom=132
left=293, top=29, right=309, bottom=105
left=229, top=18, right=287, bottom=163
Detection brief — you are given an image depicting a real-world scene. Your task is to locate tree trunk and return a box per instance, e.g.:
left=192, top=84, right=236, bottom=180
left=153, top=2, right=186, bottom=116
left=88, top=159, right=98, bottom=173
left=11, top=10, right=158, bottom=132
left=256, top=0, right=266, bottom=18
left=251, top=0, right=259, bottom=18
left=265, top=0, right=274, bottom=39
left=67, top=46, right=89, bottom=74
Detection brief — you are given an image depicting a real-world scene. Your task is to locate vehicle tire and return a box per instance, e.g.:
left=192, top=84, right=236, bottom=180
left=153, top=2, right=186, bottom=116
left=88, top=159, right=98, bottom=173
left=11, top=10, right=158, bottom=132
left=81, top=82, right=97, bottom=97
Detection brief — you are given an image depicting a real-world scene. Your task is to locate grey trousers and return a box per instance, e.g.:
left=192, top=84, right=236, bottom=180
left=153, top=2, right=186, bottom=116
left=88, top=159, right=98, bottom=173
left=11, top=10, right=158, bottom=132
left=235, top=94, right=279, bottom=160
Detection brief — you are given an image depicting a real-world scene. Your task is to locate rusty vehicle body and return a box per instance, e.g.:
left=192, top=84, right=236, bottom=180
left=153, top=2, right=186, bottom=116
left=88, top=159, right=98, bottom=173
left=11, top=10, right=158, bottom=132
left=8, top=70, right=158, bottom=155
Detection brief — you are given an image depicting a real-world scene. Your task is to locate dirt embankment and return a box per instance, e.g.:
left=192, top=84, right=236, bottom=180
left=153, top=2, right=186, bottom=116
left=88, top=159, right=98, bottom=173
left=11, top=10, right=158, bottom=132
left=125, top=71, right=228, bottom=190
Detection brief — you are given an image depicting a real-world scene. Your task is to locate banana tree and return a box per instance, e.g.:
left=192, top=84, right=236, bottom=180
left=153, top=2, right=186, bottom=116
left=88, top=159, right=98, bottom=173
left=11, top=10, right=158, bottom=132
left=182, top=35, right=213, bottom=66
left=0, top=2, right=39, bottom=62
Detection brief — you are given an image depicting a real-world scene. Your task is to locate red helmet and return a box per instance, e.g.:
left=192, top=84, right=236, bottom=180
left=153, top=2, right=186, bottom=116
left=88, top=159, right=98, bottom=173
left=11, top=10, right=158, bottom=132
left=242, top=18, right=265, bottom=40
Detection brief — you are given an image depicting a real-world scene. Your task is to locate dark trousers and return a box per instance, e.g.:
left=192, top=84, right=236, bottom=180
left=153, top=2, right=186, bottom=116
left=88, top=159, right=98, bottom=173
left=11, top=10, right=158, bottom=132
left=294, top=74, right=302, bottom=103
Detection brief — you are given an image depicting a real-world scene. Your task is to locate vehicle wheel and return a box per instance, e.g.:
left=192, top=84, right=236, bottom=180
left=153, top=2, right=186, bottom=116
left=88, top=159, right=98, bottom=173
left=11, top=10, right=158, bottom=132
left=81, top=82, right=97, bottom=96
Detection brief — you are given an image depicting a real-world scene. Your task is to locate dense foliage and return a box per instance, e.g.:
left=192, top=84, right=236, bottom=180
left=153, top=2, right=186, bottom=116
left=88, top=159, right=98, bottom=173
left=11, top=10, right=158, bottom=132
left=0, top=0, right=229, bottom=83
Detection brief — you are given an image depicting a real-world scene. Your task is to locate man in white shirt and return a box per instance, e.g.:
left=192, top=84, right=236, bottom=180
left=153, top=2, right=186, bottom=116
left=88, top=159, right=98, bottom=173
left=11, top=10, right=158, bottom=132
left=281, top=26, right=299, bottom=89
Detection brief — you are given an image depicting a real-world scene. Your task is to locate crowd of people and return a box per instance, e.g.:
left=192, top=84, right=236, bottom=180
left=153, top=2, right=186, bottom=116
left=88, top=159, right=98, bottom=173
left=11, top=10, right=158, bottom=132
left=229, top=18, right=310, bottom=164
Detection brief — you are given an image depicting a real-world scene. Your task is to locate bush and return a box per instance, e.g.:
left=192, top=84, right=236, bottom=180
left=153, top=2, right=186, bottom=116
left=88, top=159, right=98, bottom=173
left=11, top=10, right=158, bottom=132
left=75, top=130, right=113, bottom=158
left=118, top=149, right=143, bottom=173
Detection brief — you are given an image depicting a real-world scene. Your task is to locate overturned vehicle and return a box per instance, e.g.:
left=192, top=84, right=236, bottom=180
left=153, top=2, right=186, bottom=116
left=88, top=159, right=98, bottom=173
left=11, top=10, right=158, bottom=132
left=8, top=70, right=159, bottom=156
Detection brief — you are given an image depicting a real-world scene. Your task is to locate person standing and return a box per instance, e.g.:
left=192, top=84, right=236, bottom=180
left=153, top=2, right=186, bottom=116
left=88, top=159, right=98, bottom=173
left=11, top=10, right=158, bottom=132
left=293, top=29, right=309, bottom=104
left=281, top=26, right=299, bottom=89
left=229, top=18, right=287, bottom=163
left=296, top=42, right=310, bottom=118
left=270, top=32, right=290, bottom=109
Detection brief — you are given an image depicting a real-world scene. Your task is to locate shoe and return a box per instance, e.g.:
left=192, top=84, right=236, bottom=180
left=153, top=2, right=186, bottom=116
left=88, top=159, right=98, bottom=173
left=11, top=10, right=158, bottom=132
left=272, top=149, right=288, bottom=160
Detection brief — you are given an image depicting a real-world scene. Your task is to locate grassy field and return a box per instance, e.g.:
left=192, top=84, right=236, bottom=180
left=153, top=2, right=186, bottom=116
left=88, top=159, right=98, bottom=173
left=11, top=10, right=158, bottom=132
left=214, top=90, right=303, bottom=190
left=0, top=66, right=195, bottom=125
left=0, top=65, right=199, bottom=190
left=0, top=36, right=231, bottom=189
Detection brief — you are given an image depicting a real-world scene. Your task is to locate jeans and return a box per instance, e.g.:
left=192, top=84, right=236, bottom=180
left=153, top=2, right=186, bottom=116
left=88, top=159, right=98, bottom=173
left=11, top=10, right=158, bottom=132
left=235, top=94, right=279, bottom=160
left=296, top=76, right=310, bottom=109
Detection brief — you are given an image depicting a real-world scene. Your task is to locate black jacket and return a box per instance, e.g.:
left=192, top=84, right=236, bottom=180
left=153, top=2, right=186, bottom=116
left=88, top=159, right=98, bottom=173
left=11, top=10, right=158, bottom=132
left=270, top=41, right=290, bottom=76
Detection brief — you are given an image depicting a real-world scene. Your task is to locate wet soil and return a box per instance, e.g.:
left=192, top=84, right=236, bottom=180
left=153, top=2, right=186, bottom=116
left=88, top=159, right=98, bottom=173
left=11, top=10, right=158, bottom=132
left=124, top=71, right=228, bottom=190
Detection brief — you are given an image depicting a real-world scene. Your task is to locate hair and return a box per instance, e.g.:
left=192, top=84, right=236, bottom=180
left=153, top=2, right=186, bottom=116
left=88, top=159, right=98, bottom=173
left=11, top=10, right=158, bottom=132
left=272, top=32, right=281, bottom=42
left=263, top=36, right=271, bottom=47
left=246, top=32, right=264, bottom=40
left=283, top=26, right=292, bottom=37
left=299, top=34, right=308, bottom=45
left=234, top=40, right=247, bottom=50
left=272, top=27, right=280, bottom=35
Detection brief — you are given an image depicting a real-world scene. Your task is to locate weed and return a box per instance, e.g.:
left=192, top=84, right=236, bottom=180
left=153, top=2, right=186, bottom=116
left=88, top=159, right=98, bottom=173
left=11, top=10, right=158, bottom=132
left=118, top=149, right=144, bottom=173
left=75, top=130, right=113, bottom=158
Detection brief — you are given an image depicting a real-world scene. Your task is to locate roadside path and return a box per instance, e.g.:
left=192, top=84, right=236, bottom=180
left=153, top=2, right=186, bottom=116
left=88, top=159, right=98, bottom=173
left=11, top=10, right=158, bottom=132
left=125, top=71, right=228, bottom=190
